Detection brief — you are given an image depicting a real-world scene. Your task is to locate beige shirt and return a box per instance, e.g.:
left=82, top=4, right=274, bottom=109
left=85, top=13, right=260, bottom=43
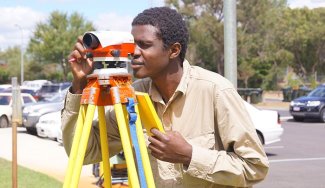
left=62, top=60, right=269, bottom=188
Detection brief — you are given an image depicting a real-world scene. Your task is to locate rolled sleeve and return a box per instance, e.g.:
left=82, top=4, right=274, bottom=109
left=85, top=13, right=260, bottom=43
left=186, top=145, right=215, bottom=178
left=64, top=89, right=82, bottom=112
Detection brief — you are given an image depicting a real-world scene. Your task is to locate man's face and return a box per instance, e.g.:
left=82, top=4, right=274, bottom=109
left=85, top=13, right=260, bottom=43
left=131, top=25, right=170, bottom=79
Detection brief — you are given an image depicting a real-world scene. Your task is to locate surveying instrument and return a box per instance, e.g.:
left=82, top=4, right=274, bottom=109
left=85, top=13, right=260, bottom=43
left=63, top=31, right=164, bottom=188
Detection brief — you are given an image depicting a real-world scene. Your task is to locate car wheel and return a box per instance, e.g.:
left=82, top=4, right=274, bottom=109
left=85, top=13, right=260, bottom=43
left=256, top=131, right=264, bottom=145
left=0, top=116, right=9, bottom=128
left=26, top=127, right=37, bottom=135
left=293, top=116, right=304, bottom=122
left=320, top=108, right=325, bottom=123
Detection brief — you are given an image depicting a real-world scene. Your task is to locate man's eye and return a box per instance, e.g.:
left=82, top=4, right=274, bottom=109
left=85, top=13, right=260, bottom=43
left=138, top=42, right=151, bottom=49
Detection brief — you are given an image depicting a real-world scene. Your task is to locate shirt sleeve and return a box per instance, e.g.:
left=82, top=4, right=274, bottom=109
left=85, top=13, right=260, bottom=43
left=61, top=88, right=123, bottom=165
left=185, top=88, right=269, bottom=187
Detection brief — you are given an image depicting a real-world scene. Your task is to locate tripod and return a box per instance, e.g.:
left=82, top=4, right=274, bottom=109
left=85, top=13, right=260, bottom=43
left=63, top=67, right=164, bottom=188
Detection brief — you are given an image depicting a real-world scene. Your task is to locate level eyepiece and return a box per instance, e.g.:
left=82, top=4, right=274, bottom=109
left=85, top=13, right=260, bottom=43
left=83, top=33, right=100, bottom=49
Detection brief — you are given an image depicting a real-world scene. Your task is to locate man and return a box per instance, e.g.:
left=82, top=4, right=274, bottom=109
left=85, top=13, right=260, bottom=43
left=62, top=7, right=269, bottom=188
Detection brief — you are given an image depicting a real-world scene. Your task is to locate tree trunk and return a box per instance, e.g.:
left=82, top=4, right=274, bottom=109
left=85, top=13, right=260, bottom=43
left=60, top=58, right=67, bottom=81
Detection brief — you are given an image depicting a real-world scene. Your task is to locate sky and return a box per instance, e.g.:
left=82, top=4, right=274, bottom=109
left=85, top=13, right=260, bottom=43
left=0, top=0, right=324, bottom=51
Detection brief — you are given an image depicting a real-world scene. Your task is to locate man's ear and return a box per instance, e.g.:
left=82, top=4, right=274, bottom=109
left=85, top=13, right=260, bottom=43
left=169, top=42, right=181, bottom=60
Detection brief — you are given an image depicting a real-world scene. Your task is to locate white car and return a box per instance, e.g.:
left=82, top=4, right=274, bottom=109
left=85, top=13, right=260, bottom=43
left=36, top=111, right=62, bottom=142
left=0, top=92, right=37, bottom=128
left=245, top=101, right=284, bottom=145
left=33, top=100, right=283, bottom=146
left=0, top=84, right=12, bottom=92
left=22, top=80, right=52, bottom=92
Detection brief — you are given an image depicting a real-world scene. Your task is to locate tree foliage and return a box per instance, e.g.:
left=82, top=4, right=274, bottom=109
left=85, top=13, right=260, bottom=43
left=166, top=0, right=225, bottom=73
left=277, top=8, right=325, bottom=78
left=0, top=46, right=22, bottom=83
left=166, top=0, right=325, bottom=89
left=27, top=11, right=94, bottom=81
left=1, top=3, right=323, bottom=88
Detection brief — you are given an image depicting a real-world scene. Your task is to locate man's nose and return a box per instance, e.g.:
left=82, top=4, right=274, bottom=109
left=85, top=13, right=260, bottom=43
left=133, top=44, right=141, bottom=58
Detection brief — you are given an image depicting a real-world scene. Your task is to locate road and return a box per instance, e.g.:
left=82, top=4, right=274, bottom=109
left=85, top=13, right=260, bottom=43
left=256, top=117, right=325, bottom=188
left=1, top=107, right=324, bottom=187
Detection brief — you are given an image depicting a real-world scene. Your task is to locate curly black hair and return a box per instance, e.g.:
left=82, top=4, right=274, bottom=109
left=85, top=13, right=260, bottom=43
left=132, top=7, right=189, bottom=63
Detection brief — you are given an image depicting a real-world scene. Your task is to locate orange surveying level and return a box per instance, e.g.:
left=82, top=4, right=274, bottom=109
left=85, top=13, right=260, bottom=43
left=63, top=31, right=164, bottom=188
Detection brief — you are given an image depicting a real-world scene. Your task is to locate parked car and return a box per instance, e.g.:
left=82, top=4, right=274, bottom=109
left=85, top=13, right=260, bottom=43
left=35, top=82, right=71, bottom=101
left=22, top=80, right=52, bottom=92
left=290, top=84, right=325, bottom=122
left=22, top=88, right=68, bottom=134
left=245, top=101, right=284, bottom=145
left=0, top=84, right=12, bottom=92
left=3, top=86, right=39, bottom=101
left=0, top=92, right=37, bottom=128
left=36, top=111, right=61, bottom=142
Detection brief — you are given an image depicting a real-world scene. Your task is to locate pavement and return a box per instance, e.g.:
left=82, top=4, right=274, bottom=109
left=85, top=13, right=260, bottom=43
left=251, top=90, right=289, bottom=109
left=0, top=127, right=98, bottom=188
left=0, top=91, right=289, bottom=188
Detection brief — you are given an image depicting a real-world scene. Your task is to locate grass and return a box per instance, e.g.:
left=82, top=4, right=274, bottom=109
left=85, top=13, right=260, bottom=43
left=0, top=157, right=62, bottom=188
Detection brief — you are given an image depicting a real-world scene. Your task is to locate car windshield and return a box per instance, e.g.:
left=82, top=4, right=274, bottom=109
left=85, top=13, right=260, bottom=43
left=23, top=96, right=34, bottom=104
left=21, top=89, right=35, bottom=95
left=0, top=96, right=11, bottom=105
left=307, top=87, right=325, bottom=97
left=45, top=88, right=68, bottom=102
left=40, top=85, right=60, bottom=93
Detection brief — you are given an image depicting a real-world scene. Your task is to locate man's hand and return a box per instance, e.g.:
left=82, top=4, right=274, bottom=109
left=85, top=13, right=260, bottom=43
left=148, top=129, right=192, bottom=166
left=68, top=36, right=94, bottom=94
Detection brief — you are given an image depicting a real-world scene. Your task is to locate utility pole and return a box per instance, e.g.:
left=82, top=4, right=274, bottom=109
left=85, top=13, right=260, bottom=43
left=15, top=24, right=24, bottom=85
left=224, top=0, right=237, bottom=88
left=11, top=77, right=22, bottom=188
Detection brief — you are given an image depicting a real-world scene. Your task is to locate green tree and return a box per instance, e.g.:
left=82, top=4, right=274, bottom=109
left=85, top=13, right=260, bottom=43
left=237, top=0, right=290, bottom=89
left=0, top=46, right=22, bottom=83
left=277, top=8, right=325, bottom=80
left=166, top=0, right=225, bottom=73
left=238, top=59, right=255, bottom=88
left=167, top=0, right=289, bottom=89
left=27, top=11, right=94, bottom=81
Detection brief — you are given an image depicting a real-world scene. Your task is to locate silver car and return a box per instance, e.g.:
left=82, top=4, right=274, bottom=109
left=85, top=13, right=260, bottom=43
left=22, top=88, right=68, bottom=134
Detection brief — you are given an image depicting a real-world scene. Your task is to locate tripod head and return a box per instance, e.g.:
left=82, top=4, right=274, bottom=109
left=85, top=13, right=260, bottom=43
left=81, top=31, right=136, bottom=105
left=83, top=31, right=135, bottom=70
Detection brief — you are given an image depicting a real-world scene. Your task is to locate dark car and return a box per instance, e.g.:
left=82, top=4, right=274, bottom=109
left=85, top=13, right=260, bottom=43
left=289, top=84, right=325, bottom=122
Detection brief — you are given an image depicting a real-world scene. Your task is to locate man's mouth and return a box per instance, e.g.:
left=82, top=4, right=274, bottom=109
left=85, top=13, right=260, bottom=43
left=131, top=60, right=145, bottom=66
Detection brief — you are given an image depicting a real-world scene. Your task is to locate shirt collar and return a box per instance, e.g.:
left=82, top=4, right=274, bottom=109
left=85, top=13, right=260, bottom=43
left=148, top=60, right=191, bottom=103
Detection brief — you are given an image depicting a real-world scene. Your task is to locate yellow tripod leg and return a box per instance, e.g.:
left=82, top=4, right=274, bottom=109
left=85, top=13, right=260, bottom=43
left=134, top=104, right=156, bottom=188
left=136, top=92, right=165, bottom=136
left=70, top=104, right=96, bottom=188
left=63, top=104, right=87, bottom=188
left=100, top=162, right=104, bottom=176
left=114, top=103, right=140, bottom=188
left=98, top=106, right=112, bottom=188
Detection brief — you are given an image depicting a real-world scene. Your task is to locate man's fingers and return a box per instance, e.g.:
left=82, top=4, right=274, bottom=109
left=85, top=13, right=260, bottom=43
left=148, top=143, right=163, bottom=155
left=86, top=58, right=94, bottom=68
left=150, top=128, right=169, bottom=142
left=77, top=35, right=83, bottom=43
left=68, top=50, right=82, bottom=64
left=75, top=42, right=86, bottom=56
left=148, top=135, right=161, bottom=146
